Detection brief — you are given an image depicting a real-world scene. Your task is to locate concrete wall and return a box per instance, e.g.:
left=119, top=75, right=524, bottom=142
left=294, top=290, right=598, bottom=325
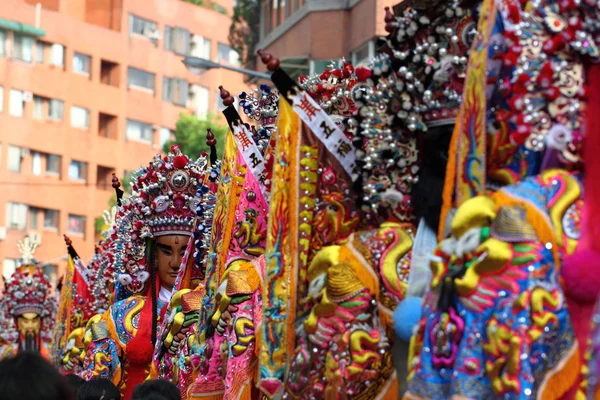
left=0, top=0, right=248, bottom=280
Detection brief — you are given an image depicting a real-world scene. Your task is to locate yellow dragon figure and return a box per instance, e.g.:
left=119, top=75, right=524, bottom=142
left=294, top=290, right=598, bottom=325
left=61, top=327, right=87, bottom=373
left=153, top=288, right=205, bottom=393
left=233, top=208, right=266, bottom=258
left=285, top=221, right=413, bottom=399
left=405, top=193, right=580, bottom=400
left=312, top=192, right=361, bottom=247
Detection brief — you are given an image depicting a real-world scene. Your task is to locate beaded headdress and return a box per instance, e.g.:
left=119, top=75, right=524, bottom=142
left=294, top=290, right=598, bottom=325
left=239, top=83, right=280, bottom=152
left=2, top=237, right=56, bottom=339
left=384, top=0, right=475, bottom=132
left=111, top=146, right=209, bottom=295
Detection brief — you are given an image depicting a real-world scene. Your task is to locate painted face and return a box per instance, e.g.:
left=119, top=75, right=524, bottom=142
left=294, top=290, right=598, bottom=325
left=17, top=312, right=41, bottom=335
left=155, top=234, right=192, bottom=290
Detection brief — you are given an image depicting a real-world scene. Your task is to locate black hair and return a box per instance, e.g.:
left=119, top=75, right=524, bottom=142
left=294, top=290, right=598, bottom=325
left=65, top=374, right=85, bottom=398
left=149, top=240, right=158, bottom=349
left=0, top=352, right=72, bottom=400
left=76, top=378, right=120, bottom=400
left=412, top=126, right=453, bottom=232
left=131, top=379, right=180, bottom=400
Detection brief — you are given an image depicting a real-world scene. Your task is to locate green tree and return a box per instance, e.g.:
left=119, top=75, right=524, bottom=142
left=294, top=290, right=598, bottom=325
left=229, top=0, right=260, bottom=67
left=163, top=112, right=228, bottom=160
left=182, top=0, right=205, bottom=5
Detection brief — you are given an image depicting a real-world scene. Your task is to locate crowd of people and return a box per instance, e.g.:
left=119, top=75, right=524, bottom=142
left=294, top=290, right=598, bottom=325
left=2, top=0, right=600, bottom=399
left=0, top=352, right=180, bottom=400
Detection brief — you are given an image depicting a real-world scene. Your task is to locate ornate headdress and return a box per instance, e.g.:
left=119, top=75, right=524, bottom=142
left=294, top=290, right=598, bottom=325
left=239, top=83, right=280, bottom=152
left=2, top=237, right=55, bottom=339
left=111, top=145, right=209, bottom=296
left=383, top=1, right=475, bottom=132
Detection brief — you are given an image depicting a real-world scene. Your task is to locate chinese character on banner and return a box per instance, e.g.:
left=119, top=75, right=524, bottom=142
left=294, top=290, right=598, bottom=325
left=235, top=127, right=253, bottom=151
left=336, top=140, right=353, bottom=158
left=249, top=153, right=263, bottom=169
left=258, top=174, right=269, bottom=186
left=320, top=120, right=335, bottom=140
left=297, top=94, right=319, bottom=121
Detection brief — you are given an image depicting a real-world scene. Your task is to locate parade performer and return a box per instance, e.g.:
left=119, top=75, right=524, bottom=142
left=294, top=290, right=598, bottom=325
left=81, top=146, right=208, bottom=399
left=396, top=0, right=598, bottom=397
left=155, top=86, right=277, bottom=400
left=0, top=236, right=57, bottom=360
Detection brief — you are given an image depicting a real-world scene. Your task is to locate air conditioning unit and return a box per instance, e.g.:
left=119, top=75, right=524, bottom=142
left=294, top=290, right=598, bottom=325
left=143, top=27, right=162, bottom=41
left=27, top=231, right=42, bottom=245
left=20, top=148, right=31, bottom=157
left=0, top=227, right=7, bottom=241
left=152, top=124, right=159, bottom=131
left=23, top=91, right=33, bottom=102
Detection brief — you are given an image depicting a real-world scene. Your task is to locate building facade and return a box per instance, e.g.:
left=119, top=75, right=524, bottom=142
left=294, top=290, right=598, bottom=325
left=0, top=0, right=247, bottom=283
left=256, top=0, right=395, bottom=77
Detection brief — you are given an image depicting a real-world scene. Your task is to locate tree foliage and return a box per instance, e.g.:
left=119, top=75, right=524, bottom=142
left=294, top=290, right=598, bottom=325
left=229, top=0, right=260, bottom=66
left=163, top=112, right=228, bottom=160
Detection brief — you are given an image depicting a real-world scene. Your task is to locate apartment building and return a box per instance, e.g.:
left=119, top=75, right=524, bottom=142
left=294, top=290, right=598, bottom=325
left=256, top=0, right=396, bottom=77
left=0, top=0, right=248, bottom=284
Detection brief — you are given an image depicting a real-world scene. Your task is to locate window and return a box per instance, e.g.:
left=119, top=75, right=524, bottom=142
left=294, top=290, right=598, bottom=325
left=73, top=52, right=91, bottom=76
left=217, top=43, right=240, bottom=66
left=162, top=77, right=188, bottom=106
left=310, top=59, right=342, bottom=75
left=126, top=119, right=153, bottom=142
left=128, top=67, right=155, bottom=93
left=191, top=35, right=211, bottom=59
left=69, top=160, right=87, bottom=182
left=159, top=128, right=172, bottom=148
left=3, top=259, right=17, bottom=280
left=71, top=106, right=90, bottom=129
left=32, top=152, right=42, bottom=175
left=35, top=41, right=44, bottom=63
left=13, top=34, right=34, bottom=63
left=68, top=214, right=86, bottom=236
left=42, top=264, right=58, bottom=284
left=9, top=90, right=24, bottom=117
left=98, top=112, right=117, bottom=139
left=46, top=154, right=61, bottom=175
left=164, top=26, right=190, bottom=55
left=32, top=152, right=61, bottom=176
left=8, top=146, right=22, bottom=173
left=100, top=59, right=119, bottom=87
left=130, top=121, right=153, bottom=142
left=6, top=202, right=28, bottom=230
left=33, top=95, right=43, bottom=119
left=189, top=85, right=209, bottom=119
left=162, top=77, right=172, bottom=102
left=48, top=99, right=64, bottom=121
left=129, top=14, right=158, bottom=37
left=29, top=207, right=40, bottom=229
left=50, top=43, right=65, bottom=67
left=0, top=30, right=6, bottom=56
left=351, top=41, right=374, bottom=67
left=43, top=209, right=59, bottom=230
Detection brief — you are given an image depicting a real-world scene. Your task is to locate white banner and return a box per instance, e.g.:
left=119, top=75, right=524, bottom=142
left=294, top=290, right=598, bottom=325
left=289, top=91, right=357, bottom=178
left=232, top=123, right=269, bottom=197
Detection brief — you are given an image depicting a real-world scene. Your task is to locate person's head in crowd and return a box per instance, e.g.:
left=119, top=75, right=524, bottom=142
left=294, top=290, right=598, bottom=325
left=65, top=374, right=85, bottom=398
left=76, top=378, right=120, bottom=400
left=0, top=352, right=72, bottom=400
left=131, top=379, right=180, bottom=400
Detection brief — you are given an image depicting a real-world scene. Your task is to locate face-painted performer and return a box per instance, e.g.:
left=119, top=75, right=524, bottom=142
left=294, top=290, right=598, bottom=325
left=1, top=236, right=56, bottom=360
left=81, top=146, right=208, bottom=399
